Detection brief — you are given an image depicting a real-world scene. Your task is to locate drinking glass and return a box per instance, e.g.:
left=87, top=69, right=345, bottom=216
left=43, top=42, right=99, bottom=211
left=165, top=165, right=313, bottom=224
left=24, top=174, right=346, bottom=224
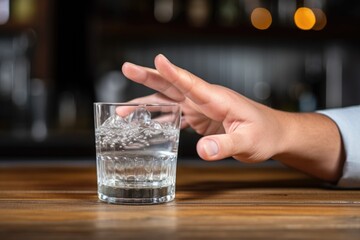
left=94, top=103, right=181, bottom=204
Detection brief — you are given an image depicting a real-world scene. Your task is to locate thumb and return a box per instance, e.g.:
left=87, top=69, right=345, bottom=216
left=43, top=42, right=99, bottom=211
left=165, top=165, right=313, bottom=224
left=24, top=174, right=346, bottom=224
left=196, top=133, right=243, bottom=161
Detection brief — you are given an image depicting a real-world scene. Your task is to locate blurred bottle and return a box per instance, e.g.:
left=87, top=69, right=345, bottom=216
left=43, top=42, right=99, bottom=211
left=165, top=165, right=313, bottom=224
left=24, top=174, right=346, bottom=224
left=0, top=34, right=31, bottom=138
left=30, top=78, right=47, bottom=141
left=0, top=0, right=10, bottom=24
left=58, top=91, right=76, bottom=130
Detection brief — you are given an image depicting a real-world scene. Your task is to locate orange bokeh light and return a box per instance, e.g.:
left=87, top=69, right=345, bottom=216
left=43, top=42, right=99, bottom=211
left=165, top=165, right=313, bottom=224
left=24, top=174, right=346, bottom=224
left=294, top=7, right=316, bottom=30
left=251, top=8, right=272, bottom=30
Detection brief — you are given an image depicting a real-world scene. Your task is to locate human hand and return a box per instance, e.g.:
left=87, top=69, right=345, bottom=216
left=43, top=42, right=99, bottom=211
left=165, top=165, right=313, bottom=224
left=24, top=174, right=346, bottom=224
left=121, top=54, right=285, bottom=163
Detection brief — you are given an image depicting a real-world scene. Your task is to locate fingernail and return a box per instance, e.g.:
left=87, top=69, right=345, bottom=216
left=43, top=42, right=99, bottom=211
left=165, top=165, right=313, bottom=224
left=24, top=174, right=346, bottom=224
left=157, top=54, right=175, bottom=70
left=123, top=62, right=138, bottom=71
left=203, top=139, right=218, bottom=157
left=122, top=62, right=131, bottom=69
left=122, top=62, right=145, bottom=79
left=158, top=54, right=170, bottom=63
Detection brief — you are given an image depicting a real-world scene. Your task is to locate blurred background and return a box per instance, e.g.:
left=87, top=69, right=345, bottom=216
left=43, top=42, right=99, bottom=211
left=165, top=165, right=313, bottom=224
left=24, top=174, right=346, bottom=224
left=0, top=0, right=359, bottom=160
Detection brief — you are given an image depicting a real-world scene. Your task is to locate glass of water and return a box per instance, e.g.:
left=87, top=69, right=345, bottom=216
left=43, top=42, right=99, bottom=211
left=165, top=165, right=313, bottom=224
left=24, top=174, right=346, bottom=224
left=94, top=103, right=181, bottom=204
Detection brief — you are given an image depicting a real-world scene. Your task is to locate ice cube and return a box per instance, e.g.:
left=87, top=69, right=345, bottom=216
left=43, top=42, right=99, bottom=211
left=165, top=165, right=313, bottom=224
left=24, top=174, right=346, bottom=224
left=102, top=114, right=126, bottom=128
left=127, top=107, right=151, bottom=124
left=142, top=121, right=163, bottom=136
left=150, top=121, right=162, bottom=130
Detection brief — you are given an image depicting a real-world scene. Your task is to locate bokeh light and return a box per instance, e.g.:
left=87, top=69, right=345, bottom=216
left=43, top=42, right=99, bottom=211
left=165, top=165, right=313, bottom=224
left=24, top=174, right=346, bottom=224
left=294, top=7, right=316, bottom=30
left=312, top=8, right=327, bottom=31
left=154, top=0, right=174, bottom=23
left=251, top=8, right=272, bottom=30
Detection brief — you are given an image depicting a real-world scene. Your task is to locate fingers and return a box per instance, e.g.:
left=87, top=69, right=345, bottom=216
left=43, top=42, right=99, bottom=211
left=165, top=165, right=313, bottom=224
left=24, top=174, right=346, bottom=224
left=122, top=54, right=218, bottom=106
left=122, top=54, right=231, bottom=127
left=154, top=54, right=214, bottom=105
left=122, top=62, right=185, bottom=102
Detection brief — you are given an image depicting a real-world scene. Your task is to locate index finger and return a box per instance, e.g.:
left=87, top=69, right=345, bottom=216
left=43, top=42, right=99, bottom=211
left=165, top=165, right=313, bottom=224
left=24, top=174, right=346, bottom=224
left=122, top=62, right=185, bottom=102
left=154, top=54, right=214, bottom=106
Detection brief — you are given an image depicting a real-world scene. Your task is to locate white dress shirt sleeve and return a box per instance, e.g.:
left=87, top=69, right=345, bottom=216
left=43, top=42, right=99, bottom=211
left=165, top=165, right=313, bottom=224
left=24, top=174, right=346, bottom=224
left=318, top=105, right=360, bottom=188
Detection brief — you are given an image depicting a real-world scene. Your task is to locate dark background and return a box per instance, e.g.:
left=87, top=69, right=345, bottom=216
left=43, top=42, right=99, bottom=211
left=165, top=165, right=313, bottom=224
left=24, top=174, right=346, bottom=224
left=0, top=0, right=359, bottom=159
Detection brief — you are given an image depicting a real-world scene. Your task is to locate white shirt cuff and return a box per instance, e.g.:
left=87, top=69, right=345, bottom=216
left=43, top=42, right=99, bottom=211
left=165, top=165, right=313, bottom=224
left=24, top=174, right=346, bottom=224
left=318, top=105, right=360, bottom=188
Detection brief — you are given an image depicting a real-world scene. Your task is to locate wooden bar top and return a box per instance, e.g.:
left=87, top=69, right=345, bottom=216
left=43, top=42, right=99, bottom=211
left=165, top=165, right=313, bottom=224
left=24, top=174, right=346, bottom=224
left=1, top=160, right=360, bottom=239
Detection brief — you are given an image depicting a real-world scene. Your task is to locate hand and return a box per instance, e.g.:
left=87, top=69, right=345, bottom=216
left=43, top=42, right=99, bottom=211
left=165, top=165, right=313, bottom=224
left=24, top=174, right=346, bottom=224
left=121, top=54, right=285, bottom=163
left=122, top=54, right=345, bottom=182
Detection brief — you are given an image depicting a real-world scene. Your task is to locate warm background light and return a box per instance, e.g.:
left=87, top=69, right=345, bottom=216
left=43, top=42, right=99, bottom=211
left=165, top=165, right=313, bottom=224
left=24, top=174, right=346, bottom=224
left=312, top=8, right=327, bottom=30
left=251, top=7, right=272, bottom=30
left=294, top=7, right=316, bottom=30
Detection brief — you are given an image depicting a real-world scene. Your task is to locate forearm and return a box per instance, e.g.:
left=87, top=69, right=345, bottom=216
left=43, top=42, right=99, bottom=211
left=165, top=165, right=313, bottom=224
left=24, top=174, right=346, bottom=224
left=273, top=111, right=345, bottom=183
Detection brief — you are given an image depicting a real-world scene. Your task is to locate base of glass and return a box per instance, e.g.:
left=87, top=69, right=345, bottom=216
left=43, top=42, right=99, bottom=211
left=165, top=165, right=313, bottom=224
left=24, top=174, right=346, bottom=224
left=98, top=184, right=175, bottom=205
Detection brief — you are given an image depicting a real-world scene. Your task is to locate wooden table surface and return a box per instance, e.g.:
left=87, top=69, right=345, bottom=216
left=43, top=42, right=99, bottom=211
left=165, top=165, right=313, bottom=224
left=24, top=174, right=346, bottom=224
left=0, top=160, right=360, bottom=240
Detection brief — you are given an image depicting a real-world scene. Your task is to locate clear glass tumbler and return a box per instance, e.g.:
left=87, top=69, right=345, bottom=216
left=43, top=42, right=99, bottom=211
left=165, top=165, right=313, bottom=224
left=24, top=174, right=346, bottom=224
left=94, top=103, right=181, bottom=204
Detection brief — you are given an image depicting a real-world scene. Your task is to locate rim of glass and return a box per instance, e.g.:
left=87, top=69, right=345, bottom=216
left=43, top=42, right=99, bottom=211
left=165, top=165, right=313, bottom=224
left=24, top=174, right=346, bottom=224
left=94, top=102, right=179, bottom=106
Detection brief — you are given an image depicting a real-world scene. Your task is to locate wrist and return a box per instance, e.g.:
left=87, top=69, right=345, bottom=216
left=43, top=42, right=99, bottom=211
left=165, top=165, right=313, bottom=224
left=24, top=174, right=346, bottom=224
left=271, top=110, right=344, bottom=182
left=270, top=109, right=295, bottom=159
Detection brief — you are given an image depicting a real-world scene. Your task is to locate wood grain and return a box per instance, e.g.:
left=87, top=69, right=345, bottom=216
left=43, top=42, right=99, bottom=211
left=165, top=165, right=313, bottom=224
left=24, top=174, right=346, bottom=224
left=0, top=161, right=360, bottom=239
